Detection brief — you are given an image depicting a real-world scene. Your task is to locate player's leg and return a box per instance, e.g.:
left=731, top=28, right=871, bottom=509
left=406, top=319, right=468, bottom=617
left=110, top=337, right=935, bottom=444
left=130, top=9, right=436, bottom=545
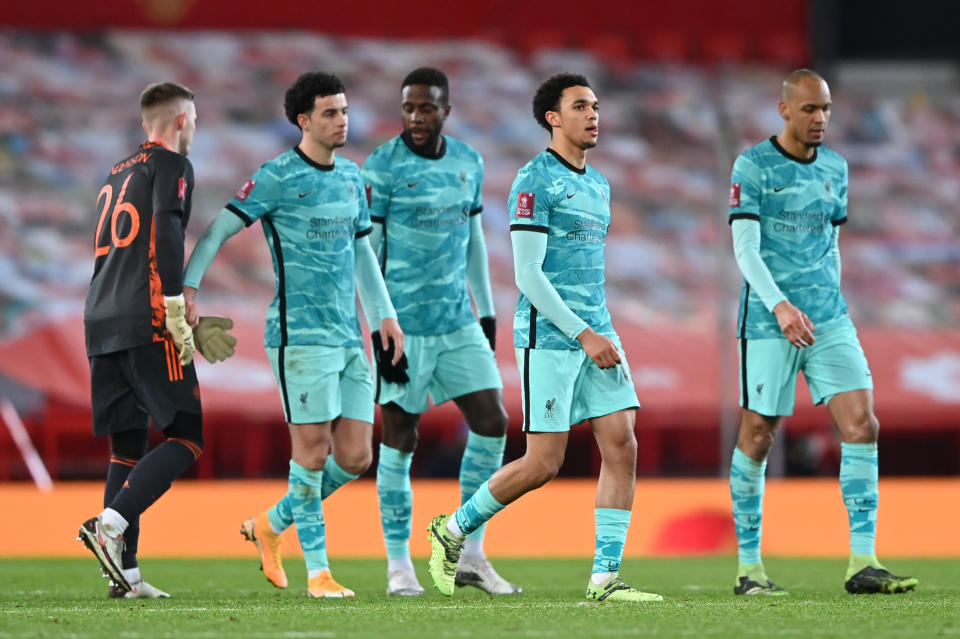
left=730, top=336, right=797, bottom=596
left=451, top=388, right=520, bottom=594
left=285, top=420, right=353, bottom=598
left=584, top=409, right=659, bottom=602
left=426, top=346, right=575, bottom=595
left=103, top=427, right=162, bottom=598
left=731, top=408, right=787, bottom=595
left=378, top=402, right=425, bottom=595
left=574, top=346, right=660, bottom=602
left=827, top=389, right=918, bottom=594
left=427, top=431, right=568, bottom=595
left=802, top=320, right=917, bottom=594
left=375, top=336, right=430, bottom=595
left=79, top=343, right=202, bottom=593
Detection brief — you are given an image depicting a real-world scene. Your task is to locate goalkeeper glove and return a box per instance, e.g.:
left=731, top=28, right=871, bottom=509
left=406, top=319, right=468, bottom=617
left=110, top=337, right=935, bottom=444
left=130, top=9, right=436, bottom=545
left=194, top=316, right=237, bottom=364
left=164, top=295, right=195, bottom=366
left=371, top=331, right=409, bottom=384
left=479, top=316, right=496, bottom=352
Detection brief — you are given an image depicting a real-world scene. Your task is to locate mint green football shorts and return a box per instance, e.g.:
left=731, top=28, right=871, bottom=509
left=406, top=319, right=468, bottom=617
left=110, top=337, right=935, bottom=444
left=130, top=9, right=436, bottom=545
left=738, top=315, right=873, bottom=417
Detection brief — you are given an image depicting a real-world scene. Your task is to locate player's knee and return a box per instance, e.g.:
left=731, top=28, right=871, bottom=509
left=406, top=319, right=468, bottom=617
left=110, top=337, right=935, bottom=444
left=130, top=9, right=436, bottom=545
left=337, top=448, right=372, bottom=475
left=110, top=428, right=149, bottom=461
left=844, top=411, right=879, bottom=443
left=384, top=426, right=418, bottom=452
left=522, top=454, right=562, bottom=487
left=468, top=406, right=509, bottom=438
left=163, top=411, right=204, bottom=459
left=295, top=447, right=328, bottom=471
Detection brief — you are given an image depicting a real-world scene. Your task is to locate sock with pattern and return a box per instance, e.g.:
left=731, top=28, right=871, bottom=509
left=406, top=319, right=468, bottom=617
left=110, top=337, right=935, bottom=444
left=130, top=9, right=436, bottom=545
left=730, top=446, right=766, bottom=567
left=459, top=432, right=506, bottom=557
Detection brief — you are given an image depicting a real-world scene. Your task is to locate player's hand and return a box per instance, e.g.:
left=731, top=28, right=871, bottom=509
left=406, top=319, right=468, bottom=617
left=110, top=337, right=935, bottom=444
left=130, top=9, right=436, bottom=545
left=379, top=318, right=405, bottom=364
left=577, top=327, right=621, bottom=369
left=773, top=300, right=816, bottom=348
left=164, top=296, right=195, bottom=366
left=371, top=325, right=409, bottom=384
left=184, top=286, right=200, bottom=326
left=194, top=316, right=237, bottom=364
left=479, top=316, right=496, bottom=351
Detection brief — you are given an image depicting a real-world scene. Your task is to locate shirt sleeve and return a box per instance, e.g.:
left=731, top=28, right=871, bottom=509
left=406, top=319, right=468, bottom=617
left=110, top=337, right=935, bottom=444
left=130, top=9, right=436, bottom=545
left=154, top=209, right=185, bottom=296
left=355, top=173, right=372, bottom=238
left=470, top=153, right=484, bottom=214
left=511, top=229, right=588, bottom=340
left=465, top=214, right=495, bottom=318
left=728, top=154, right=763, bottom=224
left=731, top=218, right=787, bottom=312
left=361, top=152, right=391, bottom=226
left=183, top=208, right=246, bottom=289
left=153, top=154, right=193, bottom=214
left=832, top=158, right=848, bottom=225
left=507, top=167, right=554, bottom=232
left=224, top=165, right=281, bottom=226
left=355, top=236, right=396, bottom=330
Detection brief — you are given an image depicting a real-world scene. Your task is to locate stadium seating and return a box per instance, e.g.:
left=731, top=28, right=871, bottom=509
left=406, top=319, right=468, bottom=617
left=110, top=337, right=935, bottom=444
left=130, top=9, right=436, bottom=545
left=1, top=31, right=958, bottom=479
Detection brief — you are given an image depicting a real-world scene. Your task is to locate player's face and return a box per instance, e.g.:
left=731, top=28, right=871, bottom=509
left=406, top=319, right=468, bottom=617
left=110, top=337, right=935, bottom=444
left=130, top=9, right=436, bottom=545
left=177, top=100, right=197, bottom=156
left=550, top=86, right=599, bottom=150
left=401, top=84, right=449, bottom=148
left=302, top=93, right=349, bottom=150
left=780, top=78, right=831, bottom=148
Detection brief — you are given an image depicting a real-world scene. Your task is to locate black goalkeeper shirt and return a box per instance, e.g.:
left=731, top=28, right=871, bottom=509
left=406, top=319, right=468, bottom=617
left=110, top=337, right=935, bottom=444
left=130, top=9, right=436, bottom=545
left=84, top=141, right=194, bottom=356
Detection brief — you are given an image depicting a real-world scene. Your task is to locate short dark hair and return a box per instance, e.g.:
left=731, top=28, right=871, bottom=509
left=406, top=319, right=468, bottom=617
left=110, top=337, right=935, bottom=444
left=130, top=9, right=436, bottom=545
left=532, top=73, right=591, bottom=133
left=402, top=67, right=449, bottom=103
left=284, top=72, right=346, bottom=127
left=140, top=82, right=194, bottom=111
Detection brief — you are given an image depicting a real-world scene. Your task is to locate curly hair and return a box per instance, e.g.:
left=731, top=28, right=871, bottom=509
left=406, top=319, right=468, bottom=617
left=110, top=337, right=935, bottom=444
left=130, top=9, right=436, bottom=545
left=284, top=72, right=346, bottom=127
left=532, top=73, right=591, bottom=133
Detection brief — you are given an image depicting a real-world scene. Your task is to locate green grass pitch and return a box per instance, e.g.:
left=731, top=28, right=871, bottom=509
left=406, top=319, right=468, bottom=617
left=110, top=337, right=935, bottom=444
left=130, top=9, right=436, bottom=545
left=1, top=557, right=956, bottom=639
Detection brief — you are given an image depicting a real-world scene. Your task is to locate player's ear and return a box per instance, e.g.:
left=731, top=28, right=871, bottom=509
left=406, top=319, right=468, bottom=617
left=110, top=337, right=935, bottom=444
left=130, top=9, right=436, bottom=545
left=778, top=100, right=789, bottom=121
left=545, top=109, right=561, bottom=129
left=297, top=112, right=310, bottom=131
left=175, top=112, right=186, bottom=130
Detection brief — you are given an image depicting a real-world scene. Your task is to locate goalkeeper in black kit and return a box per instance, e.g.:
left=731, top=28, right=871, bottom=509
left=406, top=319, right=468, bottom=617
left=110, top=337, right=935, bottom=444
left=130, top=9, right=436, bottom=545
left=77, top=82, right=236, bottom=598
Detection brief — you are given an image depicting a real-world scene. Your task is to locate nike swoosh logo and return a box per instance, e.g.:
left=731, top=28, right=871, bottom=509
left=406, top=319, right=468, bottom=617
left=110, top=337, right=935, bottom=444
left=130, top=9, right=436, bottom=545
left=566, top=192, right=576, bottom=199
left=407, top=182, right=418, bottom=188
left=773, top=186, right=788, bottom=192
left=298, top=191, right=313, bottom=198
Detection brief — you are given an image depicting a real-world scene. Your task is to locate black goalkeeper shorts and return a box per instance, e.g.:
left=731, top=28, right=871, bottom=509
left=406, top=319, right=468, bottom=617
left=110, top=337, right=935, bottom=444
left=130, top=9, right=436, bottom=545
left=90, top=339, right=202, bottom=436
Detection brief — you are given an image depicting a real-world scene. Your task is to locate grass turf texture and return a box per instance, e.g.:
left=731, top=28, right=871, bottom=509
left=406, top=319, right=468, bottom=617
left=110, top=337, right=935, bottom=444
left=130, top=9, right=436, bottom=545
left=1, top=558, right=956, bottom=639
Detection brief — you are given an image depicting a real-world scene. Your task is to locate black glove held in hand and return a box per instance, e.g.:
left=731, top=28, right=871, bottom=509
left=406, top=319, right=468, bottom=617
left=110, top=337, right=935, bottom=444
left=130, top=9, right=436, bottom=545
left=372, top=330, right=410, bottom=384
left=479, top=316, right=496, bottom=352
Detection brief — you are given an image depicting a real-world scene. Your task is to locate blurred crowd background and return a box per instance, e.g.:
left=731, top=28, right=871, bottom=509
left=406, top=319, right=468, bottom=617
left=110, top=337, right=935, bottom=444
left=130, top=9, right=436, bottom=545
left=1, top=1, right=958, bottom=480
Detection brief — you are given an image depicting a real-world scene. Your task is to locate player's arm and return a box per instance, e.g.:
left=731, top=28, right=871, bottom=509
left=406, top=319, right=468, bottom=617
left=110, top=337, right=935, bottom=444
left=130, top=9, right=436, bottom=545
left=361, top=158, right=388, bottom=261
left=183, top=207, right=246, bottom=307
left=466, top=212, right=496, bottom=350
left=356, top=235, right=407, bottom=380
left=729, top=155, right=814, bottom=348
left=511, top=230, right=619, bottom=368
left=731, top=219, right=815, bottom=348
left=152, top=157, right=196, bottom=364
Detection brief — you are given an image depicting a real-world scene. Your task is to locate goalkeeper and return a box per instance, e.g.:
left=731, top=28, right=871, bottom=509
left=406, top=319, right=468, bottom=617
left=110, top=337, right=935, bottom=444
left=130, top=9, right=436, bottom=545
left=78, top=82, right=236, bottom=600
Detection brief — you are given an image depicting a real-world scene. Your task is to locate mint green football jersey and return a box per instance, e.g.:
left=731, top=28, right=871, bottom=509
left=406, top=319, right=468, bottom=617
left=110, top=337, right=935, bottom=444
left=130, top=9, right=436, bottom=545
left=362, top=135, right=483, bottom=336
left=226, top=147, right=371, bottom=348
left=509, top=149, right=616, bottom=350
left=729, top=136, right=849, bottom=339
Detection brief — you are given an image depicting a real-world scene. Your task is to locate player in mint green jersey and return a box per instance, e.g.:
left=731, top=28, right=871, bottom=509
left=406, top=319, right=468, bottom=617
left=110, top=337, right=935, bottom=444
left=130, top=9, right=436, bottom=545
left=425, top=73, right=663, bottom=603
left=728, top=69, right=917, bottom=596
left=362, top=68, right=517, bottom=596
left=183, top=72, right=404, bottom=599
